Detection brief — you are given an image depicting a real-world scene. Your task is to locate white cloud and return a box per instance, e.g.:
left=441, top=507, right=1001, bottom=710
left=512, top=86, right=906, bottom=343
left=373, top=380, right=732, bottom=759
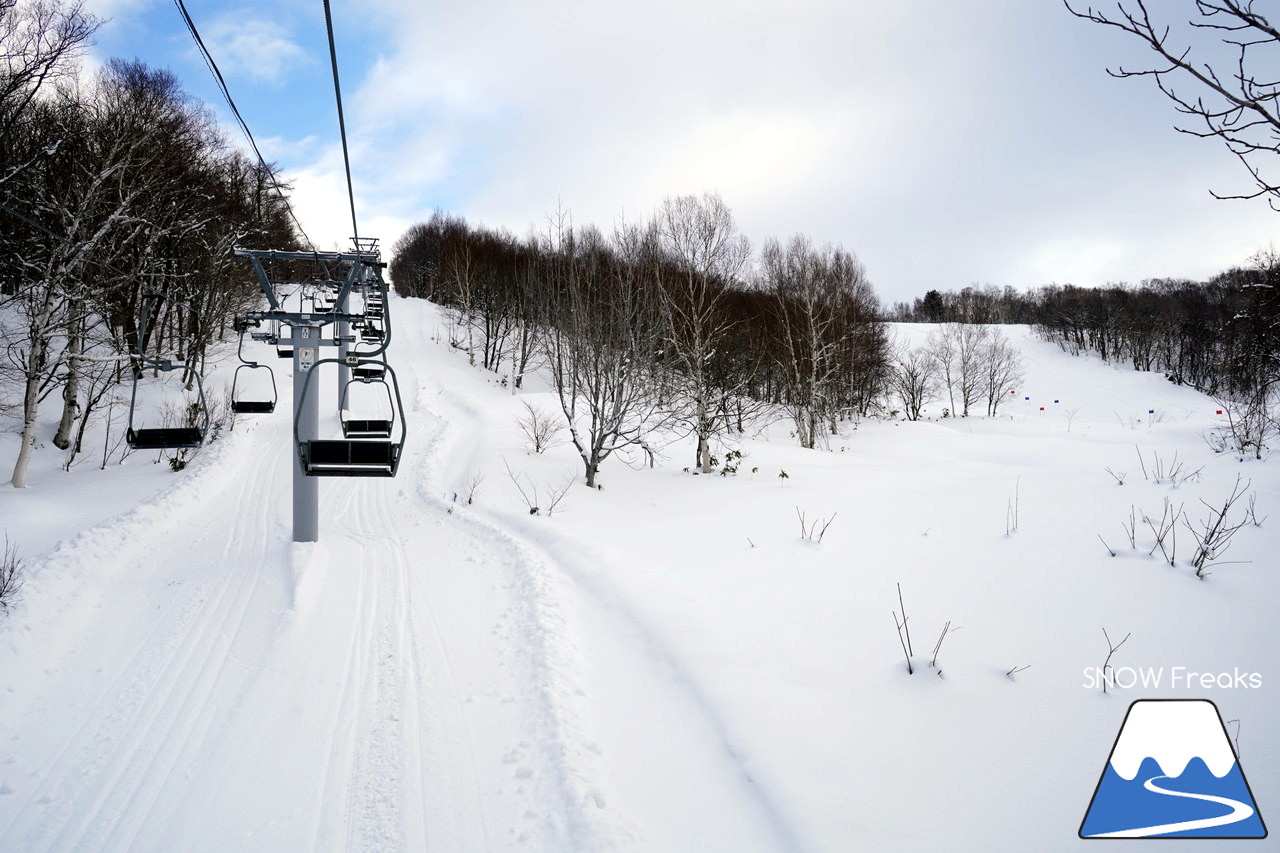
left=204, top=16, right=309, bottom=86
left=301, top=0, right=1280, bottom=302
left=83, top=0, right=156, bottom=19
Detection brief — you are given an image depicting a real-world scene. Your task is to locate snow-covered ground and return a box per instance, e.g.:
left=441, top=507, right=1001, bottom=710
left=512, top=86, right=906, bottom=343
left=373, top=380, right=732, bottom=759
left=1, top=298, right=1276, bottom=851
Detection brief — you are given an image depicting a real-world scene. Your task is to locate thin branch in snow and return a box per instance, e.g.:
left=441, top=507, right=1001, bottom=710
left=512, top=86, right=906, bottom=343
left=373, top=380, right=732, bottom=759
left=1101, top=628, right=1131, bottom=695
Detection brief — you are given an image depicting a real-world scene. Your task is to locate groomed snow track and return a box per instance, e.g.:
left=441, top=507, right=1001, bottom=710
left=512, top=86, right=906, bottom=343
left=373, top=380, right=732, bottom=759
left=0, top=307, right=604, bottom=852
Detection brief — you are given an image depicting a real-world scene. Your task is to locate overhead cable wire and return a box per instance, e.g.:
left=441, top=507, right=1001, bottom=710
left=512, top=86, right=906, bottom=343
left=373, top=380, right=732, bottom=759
left=172, top=0, right=317, bottom=252
left=322, top=0, right=360, bottom=242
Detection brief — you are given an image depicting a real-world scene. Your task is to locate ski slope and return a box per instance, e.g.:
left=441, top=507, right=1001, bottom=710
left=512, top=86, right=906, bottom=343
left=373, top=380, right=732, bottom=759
left=1, top=299, right=1277, bottom=851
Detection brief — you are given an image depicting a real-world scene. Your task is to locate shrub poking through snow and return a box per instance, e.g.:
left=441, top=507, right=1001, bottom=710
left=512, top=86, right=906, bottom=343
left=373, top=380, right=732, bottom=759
left=1186, top=475, right=1252, bottom=579
left=718, top=448, right=744, bottom=476
left=502, top=457, right=574, bottom=517
left=1100, top=628, right=1131, bottom=695
left=1004, top=477, right=1020, bottom=536
left=930, top=620, right=953, bottom=675
left=0, top=536, right=23, bottom=614
left=892, top=583, right=914, bottom=675
left=515, top=401, right=562, bottom=454
left=796, top=506, right=837, bottom=543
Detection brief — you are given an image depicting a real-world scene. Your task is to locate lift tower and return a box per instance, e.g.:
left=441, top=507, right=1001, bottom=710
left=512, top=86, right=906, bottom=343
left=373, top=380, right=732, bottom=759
left=234, top=239, right=402, bottom=542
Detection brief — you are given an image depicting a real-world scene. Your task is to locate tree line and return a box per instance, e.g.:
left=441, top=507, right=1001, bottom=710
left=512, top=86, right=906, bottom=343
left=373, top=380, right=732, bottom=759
left=890, top=266, right=1278, bottom=395
left=389, top=195, right=890, bottom=485
left=889, top=260, right=1280, bottom=455
left=1, top=1, right=301, bottom=486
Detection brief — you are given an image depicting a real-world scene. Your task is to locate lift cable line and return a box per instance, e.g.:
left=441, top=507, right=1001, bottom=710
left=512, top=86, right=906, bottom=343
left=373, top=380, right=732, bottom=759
left=322, top=0, right=360, bottom=241
left=172, top=0, right=317, bottom=252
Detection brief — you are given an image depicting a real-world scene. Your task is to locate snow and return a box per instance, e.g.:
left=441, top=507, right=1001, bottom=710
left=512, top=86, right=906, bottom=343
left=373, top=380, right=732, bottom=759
left=0, top=299, right=1277, bottom=851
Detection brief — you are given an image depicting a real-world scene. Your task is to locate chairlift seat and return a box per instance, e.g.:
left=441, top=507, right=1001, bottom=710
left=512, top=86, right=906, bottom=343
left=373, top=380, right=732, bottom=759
left=352, top=365, right=385, bottom=380
left=342, top=419, right=393, bottom=439
left=128, top=427, right=205, bottom=450
left=277, top=348, right=294, bottom=358
left=301, top=440, right=398, bottom=477
left=232, top=360, right=278, bottom=418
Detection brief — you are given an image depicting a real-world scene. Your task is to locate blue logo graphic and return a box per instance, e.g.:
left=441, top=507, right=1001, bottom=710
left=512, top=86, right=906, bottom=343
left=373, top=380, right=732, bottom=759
left=1081, top=700, right=1266, bottom=838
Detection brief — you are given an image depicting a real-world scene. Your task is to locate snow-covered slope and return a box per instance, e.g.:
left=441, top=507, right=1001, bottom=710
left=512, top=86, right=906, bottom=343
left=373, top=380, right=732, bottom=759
left=0, top=301, right=1276, bottom=852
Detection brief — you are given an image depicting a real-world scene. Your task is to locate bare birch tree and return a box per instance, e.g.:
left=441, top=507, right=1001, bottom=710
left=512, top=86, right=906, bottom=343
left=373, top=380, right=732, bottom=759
left=654, top=192, right=751, bottom=472
left=983, top=328, right=1024, bottom=416
left=763, top=236, right=871, bottom=448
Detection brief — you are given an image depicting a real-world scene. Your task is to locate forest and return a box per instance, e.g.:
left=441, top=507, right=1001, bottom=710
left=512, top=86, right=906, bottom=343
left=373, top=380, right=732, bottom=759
left=0, top=1, right=300, bottom=486
left=888, top=262, right=1280, bottom=456
left=388, top=199, right=889, bottom=483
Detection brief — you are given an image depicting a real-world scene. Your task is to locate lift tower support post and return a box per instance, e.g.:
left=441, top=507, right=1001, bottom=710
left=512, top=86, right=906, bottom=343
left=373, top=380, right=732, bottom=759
left=234, top=242, right=391, bottom=544
left=292, top=323, right=321, bottom=542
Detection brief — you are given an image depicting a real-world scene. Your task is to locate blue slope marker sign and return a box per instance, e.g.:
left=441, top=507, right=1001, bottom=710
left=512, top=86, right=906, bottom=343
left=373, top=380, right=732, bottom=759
left=1080, top=699, right=1266, bottom=839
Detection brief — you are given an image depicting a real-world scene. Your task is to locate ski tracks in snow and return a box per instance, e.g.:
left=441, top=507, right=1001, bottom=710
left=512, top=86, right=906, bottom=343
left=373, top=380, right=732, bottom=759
left=0, top=419, right=288, bottom=853
left=1, top=297, right=804, bottom=851
left=415, top=346, right=806, bottom=853
left=0, top=331, right=607, bottom=850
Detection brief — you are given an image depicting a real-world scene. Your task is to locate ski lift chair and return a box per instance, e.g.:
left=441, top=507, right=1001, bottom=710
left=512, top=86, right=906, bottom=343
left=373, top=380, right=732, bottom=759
left=126, top=361, right=210, bottom=449
left=340, top=368, right=395, bottom=439
left=230, top=331, right=278, bottom=414
left=295, top=358, right=407, bottom=477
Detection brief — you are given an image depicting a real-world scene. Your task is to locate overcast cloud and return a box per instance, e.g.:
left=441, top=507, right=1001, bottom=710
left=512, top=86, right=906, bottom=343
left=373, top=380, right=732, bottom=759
left=85, top=0, right=1278, bottom=305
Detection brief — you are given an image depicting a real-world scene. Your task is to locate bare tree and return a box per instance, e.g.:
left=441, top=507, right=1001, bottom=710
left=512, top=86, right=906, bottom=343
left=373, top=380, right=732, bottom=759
left=1066, top=0, right=1280, bottom=207
left=4, top=57, right=298, bottom=487
left=926, top=325, right=959, bottom=417
left=984, top=328, right=1024, bottom=416
left=889, top=344, right=938, bottom=420
left=540, top=213, right=667, bottom=488
left=926, top=323, right=994, bottom=417
left=515, top=400, right=562, bottom=454
left=955, top=323, right=990, bottom=417
left=763, top=236, right=873, bottom=448
left=0, top=0, right=99, bottom=171
left=655, top=191, right=752, bottom=473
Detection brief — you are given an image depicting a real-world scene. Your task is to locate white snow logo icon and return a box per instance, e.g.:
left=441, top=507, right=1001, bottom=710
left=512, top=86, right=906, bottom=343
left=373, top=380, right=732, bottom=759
left=1080, top=699, right=1267, bottom=839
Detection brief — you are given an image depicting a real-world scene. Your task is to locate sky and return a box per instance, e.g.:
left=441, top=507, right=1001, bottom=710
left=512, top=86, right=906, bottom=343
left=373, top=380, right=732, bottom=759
left=81, top=0, right=1279, bottom=307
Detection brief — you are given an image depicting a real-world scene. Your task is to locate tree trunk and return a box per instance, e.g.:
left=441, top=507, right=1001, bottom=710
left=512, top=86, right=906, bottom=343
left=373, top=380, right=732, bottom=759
left=11, top=357, right=43, bottom=488
left=697, top=397, right=712, bottom=473
left=53, top=319, right=82, bottom=450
